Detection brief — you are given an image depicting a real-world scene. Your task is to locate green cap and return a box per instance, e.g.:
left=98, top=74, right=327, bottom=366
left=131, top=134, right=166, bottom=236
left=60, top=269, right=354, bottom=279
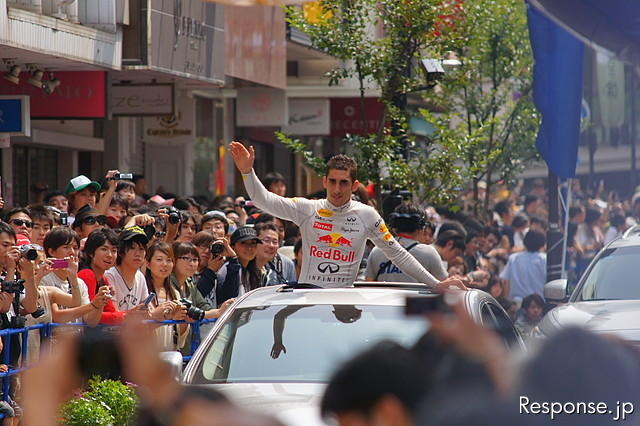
left=65, top=175, right=101, bottom=195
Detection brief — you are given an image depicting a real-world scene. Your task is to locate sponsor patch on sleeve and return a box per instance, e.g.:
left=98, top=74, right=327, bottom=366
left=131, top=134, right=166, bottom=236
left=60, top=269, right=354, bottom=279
left=383, top=232, right=393, bottom=242
left=378, top=224, right=388, bottom=234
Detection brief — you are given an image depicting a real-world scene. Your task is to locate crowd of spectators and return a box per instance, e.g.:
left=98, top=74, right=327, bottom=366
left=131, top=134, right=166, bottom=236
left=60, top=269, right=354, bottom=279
left=0, top=163, right=637, bottom=424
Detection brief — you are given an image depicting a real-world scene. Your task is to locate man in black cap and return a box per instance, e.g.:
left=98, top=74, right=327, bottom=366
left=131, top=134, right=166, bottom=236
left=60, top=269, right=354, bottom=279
left=103, top=227, right=150, bottom=311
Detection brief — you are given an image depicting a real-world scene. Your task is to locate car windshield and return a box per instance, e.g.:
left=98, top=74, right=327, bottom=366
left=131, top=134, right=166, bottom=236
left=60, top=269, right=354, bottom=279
left=576, top=246, right=640, bottom=301
left=190, top=304, right=427, bottom=384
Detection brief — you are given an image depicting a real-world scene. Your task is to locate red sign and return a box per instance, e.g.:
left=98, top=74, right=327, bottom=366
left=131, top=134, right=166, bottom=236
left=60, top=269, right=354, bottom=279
left=330, top=97, right=384, bottom=137
left=0, top=72, right=107, bottom=118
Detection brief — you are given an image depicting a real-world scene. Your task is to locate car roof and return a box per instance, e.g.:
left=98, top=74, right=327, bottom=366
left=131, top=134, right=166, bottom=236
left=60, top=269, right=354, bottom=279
left=234, top=283, right=475, bottom=308
left=607, top=225, right=640, bottom=249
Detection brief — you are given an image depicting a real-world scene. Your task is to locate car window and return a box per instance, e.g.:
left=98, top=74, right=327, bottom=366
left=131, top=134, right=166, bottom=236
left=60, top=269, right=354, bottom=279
left=576, top=246, right=640, bottom=301
left=480, top=303, right=519, bottom=348
left=192, top=304, right=427, bottom=384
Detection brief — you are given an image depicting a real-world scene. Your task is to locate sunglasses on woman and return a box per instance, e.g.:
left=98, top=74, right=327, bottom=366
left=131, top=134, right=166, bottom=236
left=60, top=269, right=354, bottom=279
left=11, top=219, right=33, bottom=228
left=82, top=215, right=107, bottom=226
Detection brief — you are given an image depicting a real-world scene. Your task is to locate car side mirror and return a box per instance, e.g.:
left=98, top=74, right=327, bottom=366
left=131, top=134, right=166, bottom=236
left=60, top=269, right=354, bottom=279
left=159, top=351, right=183, bottom=382
left=544, top=279, right=568, bottom=302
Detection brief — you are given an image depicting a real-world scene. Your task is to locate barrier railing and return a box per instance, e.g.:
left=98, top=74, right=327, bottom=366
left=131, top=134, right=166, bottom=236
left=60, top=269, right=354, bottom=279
left=0, top=318, right=217, bottom=412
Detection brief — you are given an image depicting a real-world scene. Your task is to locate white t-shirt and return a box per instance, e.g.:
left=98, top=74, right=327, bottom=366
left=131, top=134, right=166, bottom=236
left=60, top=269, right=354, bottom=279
left=104, top=266, right=149, bottom=311
left=39, top=272, right=90, bottom=305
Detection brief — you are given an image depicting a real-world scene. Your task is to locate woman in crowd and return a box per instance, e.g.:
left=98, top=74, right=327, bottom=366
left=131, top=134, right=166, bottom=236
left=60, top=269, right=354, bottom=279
left=78, top=228, right=127, bottom=324
left=175, top=211, right=198, bottom=243
left=144, top=242, right=189, bottom=351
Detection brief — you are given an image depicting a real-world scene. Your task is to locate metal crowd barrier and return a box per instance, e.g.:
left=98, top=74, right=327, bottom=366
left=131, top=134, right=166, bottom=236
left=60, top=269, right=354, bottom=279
left=0, top=318, right=217, bottom=409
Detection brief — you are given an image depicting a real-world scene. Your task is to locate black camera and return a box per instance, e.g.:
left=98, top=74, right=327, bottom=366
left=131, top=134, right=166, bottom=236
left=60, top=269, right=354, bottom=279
left=31, top=306, right=46, bottom=319
left=1, top=279, right=24, bottom=294
left=211, top=241, right=225, bottom=255
left=165, top=207, right=182, bottom=225
left=19, top=244, right=41, bottom=261
left=143, top=224, right=158, bottom=240
left=113, top=173, right=133, bottom=180
left=180, top=298, right=205, bottom=321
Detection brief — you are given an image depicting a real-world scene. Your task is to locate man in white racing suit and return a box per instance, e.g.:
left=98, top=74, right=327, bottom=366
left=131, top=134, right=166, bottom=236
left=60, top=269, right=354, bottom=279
left=229, top=141, right=465, bottom=290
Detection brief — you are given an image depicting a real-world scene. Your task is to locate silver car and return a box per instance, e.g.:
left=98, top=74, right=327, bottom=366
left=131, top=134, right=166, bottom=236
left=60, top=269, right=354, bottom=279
left=182, top=283, right=523, bottom=425
left=537, top=226, right=640, bottom=341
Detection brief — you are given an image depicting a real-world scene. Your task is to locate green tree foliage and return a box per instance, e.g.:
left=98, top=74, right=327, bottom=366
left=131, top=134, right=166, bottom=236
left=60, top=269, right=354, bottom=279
left=424, top=0, right=540, bottom=216
left=282, top=0, right=539, bottom=211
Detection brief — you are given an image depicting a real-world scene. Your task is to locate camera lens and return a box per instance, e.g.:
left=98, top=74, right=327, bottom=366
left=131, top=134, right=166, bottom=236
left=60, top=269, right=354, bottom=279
left=211, top=242, right=224, bottom=255
left=168, top=212, right=180, bottom=224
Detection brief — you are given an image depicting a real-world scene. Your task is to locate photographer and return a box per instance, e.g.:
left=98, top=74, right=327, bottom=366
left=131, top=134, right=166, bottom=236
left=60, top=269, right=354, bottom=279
left=4, top=208, right=33, bottom=244
left=196, top=235, right=240, bottom=308
left=171, top=242, right=235, bottom=320
left=40, top=227, right=107, bottom=326
left=144, top=242, right=189, bottom=351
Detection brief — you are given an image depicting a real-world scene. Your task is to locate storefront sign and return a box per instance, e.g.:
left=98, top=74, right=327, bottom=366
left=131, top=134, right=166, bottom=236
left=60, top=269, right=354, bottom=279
left=283, top=99, right=330, bottom=135
left=143, top=95, right=194, bottom=145
left=330, top=97, right=384, bottom=136
left=236, top=88, right=287, bottom=127
left=112, top=84, right=175, bottom=116
left=0, top=96, right=30, bottom=136
left=0, top=72, right=107, bottom=119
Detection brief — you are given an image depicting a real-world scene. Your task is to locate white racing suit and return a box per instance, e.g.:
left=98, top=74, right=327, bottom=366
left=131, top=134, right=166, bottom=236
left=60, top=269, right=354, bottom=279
left=242, top=170, right=439, bottom=288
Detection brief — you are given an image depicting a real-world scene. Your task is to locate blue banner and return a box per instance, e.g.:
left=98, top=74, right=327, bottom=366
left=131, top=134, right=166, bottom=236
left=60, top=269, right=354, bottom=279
left=527, top=2, right=584, bottom=178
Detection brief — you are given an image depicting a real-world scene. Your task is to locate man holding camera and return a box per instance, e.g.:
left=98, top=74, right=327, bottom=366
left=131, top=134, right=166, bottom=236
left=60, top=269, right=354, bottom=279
left=229, top=141, right=465, bottom=290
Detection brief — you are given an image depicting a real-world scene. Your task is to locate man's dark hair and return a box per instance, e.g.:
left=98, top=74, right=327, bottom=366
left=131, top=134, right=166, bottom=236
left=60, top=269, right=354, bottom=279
left=254, top=222, right=278, bottom=236
left=524, top=194, right=539, bottom=208
left=464, top=230, right=478, bottom=245
left=82, top=228, right=119, bottom=270
left=610, top=213, right=626, bottom=228
left=512, top=214, right=529, bottom=229
left=435, top=230, right=465, bottom=251
left=263, top=172, right=286, bottom=189
left=131, top=174, right=145, bottom=184
left=522, top=293, right=545, bottom=311
left=321, top=341, right=431, bottom=420
left=27, top=204, right=55, bottom=227
left=44, top=191, right=65, bottom=204
left=44, top=227, right=80, bottom=257
left=109, top=194, right=130, bottom=211
left=569, top=206, right=584, bottom=219
left=200, top=212, right=229, bottom=234
left=117, top=236, right=146, bottom=265
left=115, top=181, right=135, bottom=193
left=390, top=204, right=432, bottom=234
left=585, top=207, right=602, bottom=225
left=326, top=154, right=357, bottom=182
left=0, top=221, right=16, bottom=242
left=438, top=221, right=467, bottom=238
left=529, top=215, right=547, bottom=230
left=4, top=207, right=31, bottom=223
left=494, top=200, right=513, bottom=216
left=523, top=230, right=545, bottom=252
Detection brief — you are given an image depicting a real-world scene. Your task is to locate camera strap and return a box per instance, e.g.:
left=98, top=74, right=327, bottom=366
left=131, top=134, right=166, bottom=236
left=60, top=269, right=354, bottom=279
left=374, top=242, right=419, bottom=280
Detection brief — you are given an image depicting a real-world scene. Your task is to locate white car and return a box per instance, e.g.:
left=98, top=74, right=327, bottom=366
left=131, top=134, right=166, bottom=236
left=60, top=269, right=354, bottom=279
left=181, top=283, right=523, bottom=425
